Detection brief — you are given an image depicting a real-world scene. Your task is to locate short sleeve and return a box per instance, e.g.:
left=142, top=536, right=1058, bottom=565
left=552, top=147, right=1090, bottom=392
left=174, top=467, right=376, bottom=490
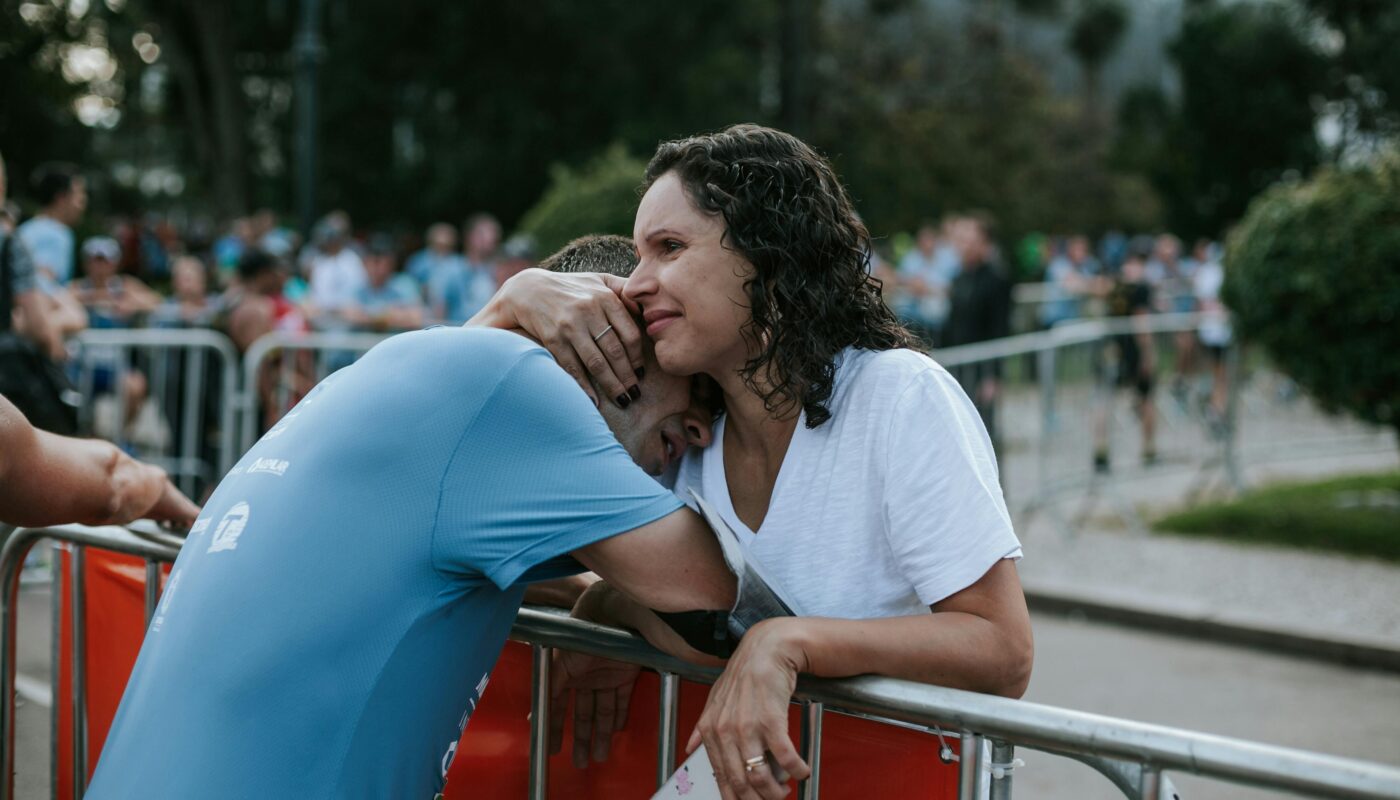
left=3, top=235, right=37, bottom=295
left=431, top=347, right=683, bottom=589
left=389, top=275, right=421, bottom=305
left=881, top=366, right=1022, bottom=606
left=17, top=223, right=66, bottom=283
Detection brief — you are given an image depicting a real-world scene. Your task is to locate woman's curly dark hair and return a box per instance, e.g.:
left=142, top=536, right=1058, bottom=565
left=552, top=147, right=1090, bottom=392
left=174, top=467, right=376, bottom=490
left=644, top=123, right=914, bottom=428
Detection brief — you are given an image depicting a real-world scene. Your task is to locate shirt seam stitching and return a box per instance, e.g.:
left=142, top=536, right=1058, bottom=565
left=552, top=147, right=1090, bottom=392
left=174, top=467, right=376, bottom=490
left=427, top=352, right=535, bottom=583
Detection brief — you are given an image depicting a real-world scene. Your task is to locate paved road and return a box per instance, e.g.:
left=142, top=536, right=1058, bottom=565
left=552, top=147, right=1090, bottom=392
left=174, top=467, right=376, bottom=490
left=1020, top=615, right=1400, bottom=799
left=13, top=583, right=1400, bottom=799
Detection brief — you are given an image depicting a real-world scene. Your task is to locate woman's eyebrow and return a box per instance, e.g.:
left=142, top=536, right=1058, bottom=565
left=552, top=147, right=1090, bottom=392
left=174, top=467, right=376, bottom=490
left=642, top=227, right=684, bottom=242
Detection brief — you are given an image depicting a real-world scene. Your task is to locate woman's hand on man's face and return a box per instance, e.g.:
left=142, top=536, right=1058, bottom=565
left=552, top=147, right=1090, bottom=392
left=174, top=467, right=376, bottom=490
left=687, top=618, right=812, bottom=800
left=470, top=268, right=646, bottom=408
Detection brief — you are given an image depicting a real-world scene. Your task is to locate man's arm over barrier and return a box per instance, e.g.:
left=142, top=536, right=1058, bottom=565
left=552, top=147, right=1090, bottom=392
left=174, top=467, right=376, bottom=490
left=571, top=506, right=735, bottom=614
left=0, top=394, right=200, bottom=528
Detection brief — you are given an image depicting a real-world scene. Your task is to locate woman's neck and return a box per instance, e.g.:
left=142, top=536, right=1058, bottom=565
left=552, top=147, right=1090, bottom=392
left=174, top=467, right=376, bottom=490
left=712, top=362, right=799, bottom=458
left=711, top=362, right=798, bottom=533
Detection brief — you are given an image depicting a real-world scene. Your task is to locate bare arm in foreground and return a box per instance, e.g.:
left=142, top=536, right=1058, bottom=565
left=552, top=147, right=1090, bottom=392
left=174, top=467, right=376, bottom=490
left=0, top=394, right=200, bottom=528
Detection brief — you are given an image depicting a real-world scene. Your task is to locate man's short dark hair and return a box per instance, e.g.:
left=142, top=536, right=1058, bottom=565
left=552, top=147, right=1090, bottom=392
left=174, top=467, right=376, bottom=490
left=31, top=163, right=81, bottom=208
left=539, top=234, right=637, bottom=278
left=237, top=249, right=281, bottom=282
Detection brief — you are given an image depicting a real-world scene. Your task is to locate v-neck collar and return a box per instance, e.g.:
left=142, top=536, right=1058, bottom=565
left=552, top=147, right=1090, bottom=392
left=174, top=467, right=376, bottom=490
left=705, top=411, right=806, bottom=541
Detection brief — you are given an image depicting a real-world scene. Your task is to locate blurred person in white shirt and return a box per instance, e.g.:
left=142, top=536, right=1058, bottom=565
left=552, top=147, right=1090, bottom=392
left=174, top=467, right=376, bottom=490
left=1192, top=239, right=1232, bottom=431
left=304, top=214, right=367, bottom=324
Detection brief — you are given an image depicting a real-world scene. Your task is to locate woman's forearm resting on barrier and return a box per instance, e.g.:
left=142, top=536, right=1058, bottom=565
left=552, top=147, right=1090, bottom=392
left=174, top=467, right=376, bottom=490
left=774, top=559, right=1033, bottom=696
left=687, top=558, right=1032, bottom=800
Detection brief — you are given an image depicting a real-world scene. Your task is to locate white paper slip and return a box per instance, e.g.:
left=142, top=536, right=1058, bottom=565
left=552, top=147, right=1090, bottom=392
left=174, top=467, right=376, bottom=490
left=652, top=744, right=790, bottom=799
left=652, top=745, right=722, bottom=799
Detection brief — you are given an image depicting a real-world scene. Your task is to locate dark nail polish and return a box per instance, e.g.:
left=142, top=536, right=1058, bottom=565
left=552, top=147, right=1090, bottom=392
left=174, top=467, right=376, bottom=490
left=628, top=384, right=641, bottom=401
left=615, top=393, right=631, bottom=409
left=635, top=366, right=646, bottom=379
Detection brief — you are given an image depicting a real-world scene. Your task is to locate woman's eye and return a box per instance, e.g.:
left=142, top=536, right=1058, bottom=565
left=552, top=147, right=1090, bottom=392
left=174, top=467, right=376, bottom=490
left=664, top=239, right=682, bottom=253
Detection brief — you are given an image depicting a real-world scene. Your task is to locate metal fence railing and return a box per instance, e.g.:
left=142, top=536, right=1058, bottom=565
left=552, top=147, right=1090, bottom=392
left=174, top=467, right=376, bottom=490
left=930, top=312, right=1396, bottom=537
left=70, top=329, right=240, bottom=499
left=3, top=524, right=1400, bottom=800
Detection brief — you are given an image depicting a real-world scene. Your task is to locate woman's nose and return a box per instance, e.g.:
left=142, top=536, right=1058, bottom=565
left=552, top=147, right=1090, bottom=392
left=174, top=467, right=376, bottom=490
left=623, top=257, right=658, bottom=303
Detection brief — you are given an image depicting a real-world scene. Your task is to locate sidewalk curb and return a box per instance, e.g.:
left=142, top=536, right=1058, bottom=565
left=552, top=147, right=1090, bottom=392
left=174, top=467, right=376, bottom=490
left=1025, top=588, right=1400, bottom=674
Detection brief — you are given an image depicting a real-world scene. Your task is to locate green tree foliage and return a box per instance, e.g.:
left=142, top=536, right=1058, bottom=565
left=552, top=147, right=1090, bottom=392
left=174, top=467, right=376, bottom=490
left=1116, top=1, right=1328, bottom=239
left=1067, top=0, right=1128, bottom=115
left=811, top=1, right=1158, bottom=250
left=314, top=0, right=774, bottom=230
left=516, top=145, right=647, bottom=256
left=0, top=3, right=91, bottom=206
left=1304, top=0, right=1400, bottom=145
left=1223, top=155, right=1400, bottom=438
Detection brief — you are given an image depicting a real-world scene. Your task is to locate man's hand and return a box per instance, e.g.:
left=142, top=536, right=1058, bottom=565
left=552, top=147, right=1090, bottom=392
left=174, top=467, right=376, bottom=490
left=548, top=581, right=643, bottom=767
left=548, top=648, right=641, bottom=768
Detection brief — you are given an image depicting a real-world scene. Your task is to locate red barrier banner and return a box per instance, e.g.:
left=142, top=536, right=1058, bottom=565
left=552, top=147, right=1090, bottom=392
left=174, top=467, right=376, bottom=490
left=445, top=641, right=960, bottom=798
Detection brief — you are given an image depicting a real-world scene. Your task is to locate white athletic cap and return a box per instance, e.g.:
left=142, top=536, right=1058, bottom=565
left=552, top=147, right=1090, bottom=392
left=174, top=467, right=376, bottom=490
left=82, top=236, right=121, bottom=261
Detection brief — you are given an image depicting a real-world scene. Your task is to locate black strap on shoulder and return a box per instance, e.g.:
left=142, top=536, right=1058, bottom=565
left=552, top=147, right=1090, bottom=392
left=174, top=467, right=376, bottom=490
left=653, top=609, right=739, bottom=659
left=0, top=234, right=14, bottom=332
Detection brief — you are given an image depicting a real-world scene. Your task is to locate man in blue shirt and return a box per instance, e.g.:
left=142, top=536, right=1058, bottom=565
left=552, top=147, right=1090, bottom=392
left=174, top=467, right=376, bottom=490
left=88, top=248, right=727, bottom=799
left=16, top=163, right=86, bottom=287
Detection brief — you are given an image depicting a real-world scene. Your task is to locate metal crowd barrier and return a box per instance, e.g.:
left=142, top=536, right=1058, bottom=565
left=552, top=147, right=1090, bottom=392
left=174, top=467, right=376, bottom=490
left=4, top=525, right=1400, bottom=800
left=930, top=313, right=1241, bottom=535
left=70, top=328, right=240, bottom=498
left=934, top=311, right=1397, bottom=538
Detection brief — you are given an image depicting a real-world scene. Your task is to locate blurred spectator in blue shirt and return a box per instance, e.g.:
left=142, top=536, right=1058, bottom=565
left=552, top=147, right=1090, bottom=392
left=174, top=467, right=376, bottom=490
left=1146, top=234, right=1195, bottom=313
left=405, top=222, right=465, bottom=287
left=463, top=212, right=501, bottom=276
left=345, top=236, right=424, bottom=332
left=427, top=214, right=500, bottom=323
left=893, top=222, right=959, bottom=341
left=1040, top=235, right=1103, bottom=328
left=17, top=163, right=86, bottom=287
left=212, top=217, right=258, bottom=285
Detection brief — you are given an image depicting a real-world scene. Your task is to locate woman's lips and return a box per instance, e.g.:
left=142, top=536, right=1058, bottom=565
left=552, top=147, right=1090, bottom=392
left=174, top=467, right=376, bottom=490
left=645, top=311, right=681, bottom=337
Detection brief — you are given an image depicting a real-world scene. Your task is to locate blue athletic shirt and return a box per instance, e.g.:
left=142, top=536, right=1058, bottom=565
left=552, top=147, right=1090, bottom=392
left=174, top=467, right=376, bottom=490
left=87, top=327, right=683, bottom=799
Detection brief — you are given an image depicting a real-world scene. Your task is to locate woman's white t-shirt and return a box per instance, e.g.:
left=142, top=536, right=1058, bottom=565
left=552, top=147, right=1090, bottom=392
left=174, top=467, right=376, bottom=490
left=670, top=347, right=1022, bottom=620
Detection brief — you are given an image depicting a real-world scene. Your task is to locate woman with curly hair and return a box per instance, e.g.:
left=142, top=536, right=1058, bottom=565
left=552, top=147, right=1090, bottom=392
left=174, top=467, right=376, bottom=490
left=474, top=124, right=1031, bottom=800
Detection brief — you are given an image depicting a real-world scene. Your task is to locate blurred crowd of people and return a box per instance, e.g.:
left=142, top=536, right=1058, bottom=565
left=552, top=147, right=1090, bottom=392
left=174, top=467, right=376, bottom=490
left=5, top=162, right=536, bottom=354
left=880, top=216, right=1230, bottom=348
left=0, top=158, right=540, bottom=459
left=878, top=215, right=1234, bottom=469
left=3, top=157, right=1235, bottom=474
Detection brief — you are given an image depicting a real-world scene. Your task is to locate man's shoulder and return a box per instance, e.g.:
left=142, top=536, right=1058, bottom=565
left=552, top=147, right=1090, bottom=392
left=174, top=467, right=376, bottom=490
left=379, top=326, right=543, bottom=365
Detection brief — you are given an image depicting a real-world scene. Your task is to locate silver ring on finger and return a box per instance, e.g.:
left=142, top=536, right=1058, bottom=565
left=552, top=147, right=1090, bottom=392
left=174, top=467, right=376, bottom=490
left=744, top=755, right=767, bottom=772
left=592, top=324, right=614, bottom=342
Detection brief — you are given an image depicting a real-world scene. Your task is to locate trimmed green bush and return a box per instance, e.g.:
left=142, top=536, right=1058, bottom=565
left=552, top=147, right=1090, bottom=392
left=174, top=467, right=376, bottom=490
left=1223, top=154, right=1400, bottom=440
left=517, top=144, right=648, bottom=257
